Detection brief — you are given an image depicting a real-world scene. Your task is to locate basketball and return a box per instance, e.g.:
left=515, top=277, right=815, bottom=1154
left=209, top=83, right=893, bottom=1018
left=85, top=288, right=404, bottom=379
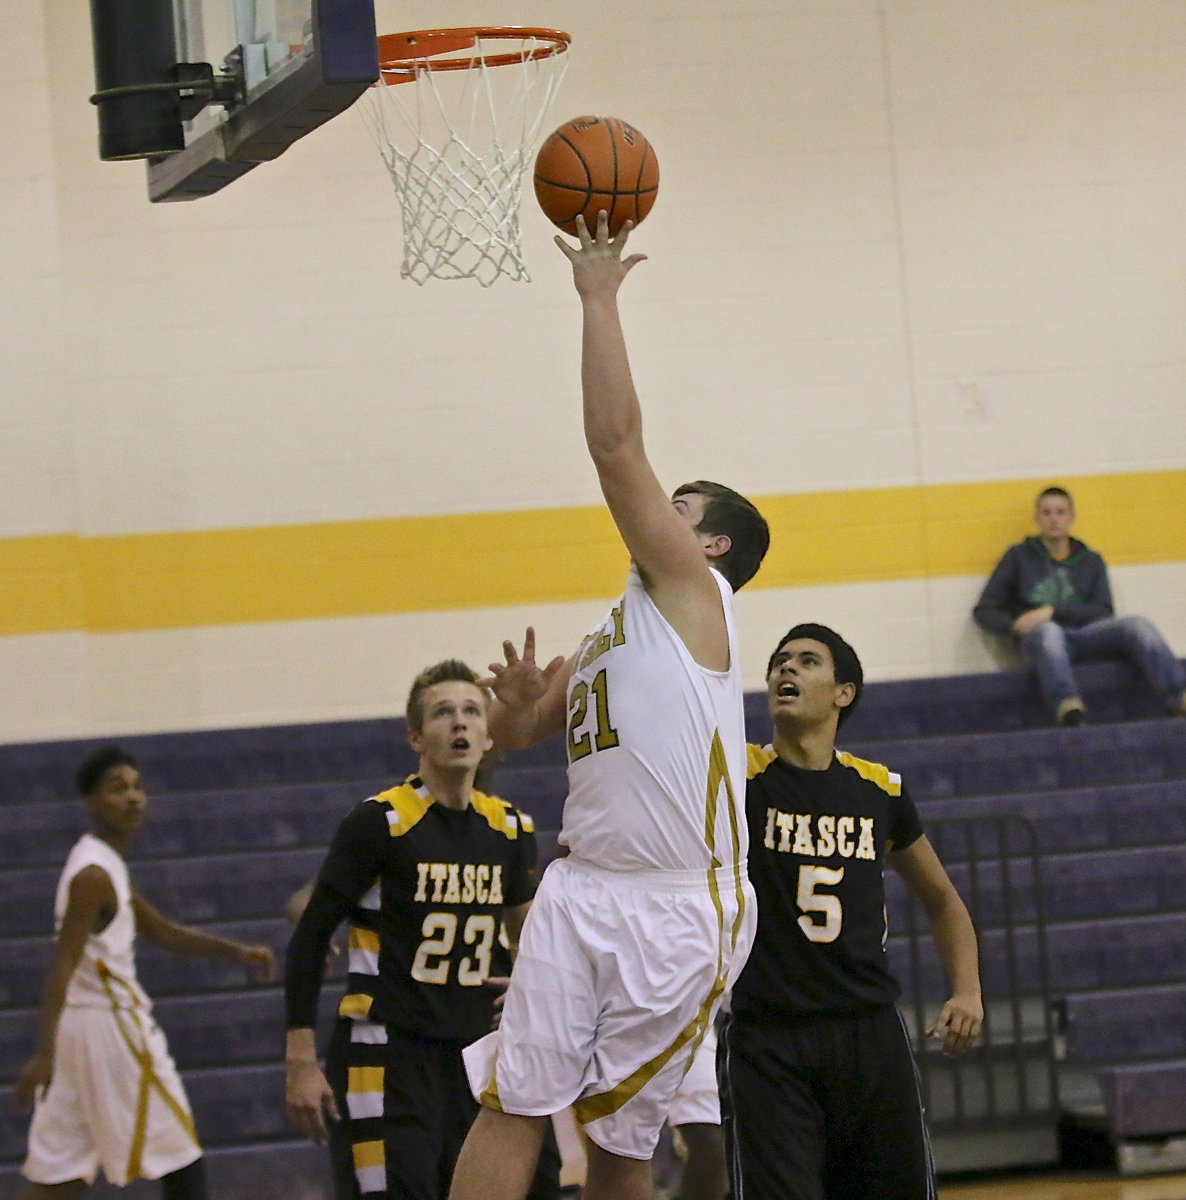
left=533, top=115, right=660, bottom=237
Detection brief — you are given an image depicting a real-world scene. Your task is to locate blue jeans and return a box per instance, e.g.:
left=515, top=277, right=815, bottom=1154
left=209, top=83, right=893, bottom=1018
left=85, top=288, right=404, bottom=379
left=1019, top=615, right=1186, bottom=715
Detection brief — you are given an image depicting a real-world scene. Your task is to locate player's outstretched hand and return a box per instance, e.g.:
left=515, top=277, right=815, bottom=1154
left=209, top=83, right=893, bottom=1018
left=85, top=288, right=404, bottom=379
left=237, top=943, right=277, bottom=982
left=286, top=1060, right=340, bottom=1144
left=15, top=1053, right=53, bottom=1114
left=555, top=211, right=647, bottom=298
left=482, top=627, right=565, bottom=711
left=926, top=991, right=984, bottom=1057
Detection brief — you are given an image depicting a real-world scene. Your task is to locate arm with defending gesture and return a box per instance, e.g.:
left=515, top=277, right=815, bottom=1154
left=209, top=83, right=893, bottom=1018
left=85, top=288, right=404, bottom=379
left=481, top=627, right=570, bottom=751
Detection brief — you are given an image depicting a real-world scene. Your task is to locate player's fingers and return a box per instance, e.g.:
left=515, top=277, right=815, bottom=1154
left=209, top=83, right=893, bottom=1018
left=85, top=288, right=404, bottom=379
left=542, top=655, right=567, bottom=680
left=522, top=626, right=537, bottom=662
left=574, top=213, right=594, bottom=247
left=945, top=1028, right=971, bottom=1056
left=622, top=253, right=648, bottom=273
left=288, top=1102, right=324, bottom=1144
left=503, top=638, right=520, bottom=665
left=322, top=1090, right=341, bottom=1124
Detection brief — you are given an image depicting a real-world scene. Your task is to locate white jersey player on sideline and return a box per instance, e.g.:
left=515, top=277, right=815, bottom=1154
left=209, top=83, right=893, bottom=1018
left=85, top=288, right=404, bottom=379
left=16, top=746, right=276, bottom=1200
left=447, top=212, right=771, bottom=1200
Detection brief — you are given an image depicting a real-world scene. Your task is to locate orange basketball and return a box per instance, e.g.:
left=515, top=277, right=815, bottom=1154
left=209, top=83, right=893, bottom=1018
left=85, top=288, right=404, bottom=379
left=533, top=116, right=659, bottom=237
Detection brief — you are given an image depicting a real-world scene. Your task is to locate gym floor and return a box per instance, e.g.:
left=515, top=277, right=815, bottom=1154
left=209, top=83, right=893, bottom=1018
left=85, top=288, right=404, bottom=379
left=941, top=1170, right=1186, bottom=1199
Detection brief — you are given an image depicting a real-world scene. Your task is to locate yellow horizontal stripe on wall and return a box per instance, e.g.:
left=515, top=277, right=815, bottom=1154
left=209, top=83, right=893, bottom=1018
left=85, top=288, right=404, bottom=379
left=1, top=470, right=1183, bottom=636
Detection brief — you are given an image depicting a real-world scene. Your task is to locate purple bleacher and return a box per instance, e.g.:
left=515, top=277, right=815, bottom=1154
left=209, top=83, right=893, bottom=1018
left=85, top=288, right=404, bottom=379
left=3, top=777, right=385, bottom=870
left=491, top=764, right=567, bottom=830
left=1096, top=1060, right=1186, bottom=1138
left=886, top=843, right=1186, bottom=926
left=1062, top=985, right=1186, bottom=1064
left=888, top=910, right=1186, bottom=999
left=0, top=849, right=323, bottom=937
left=2, top=656, right=1175, bottom=807
left=919, top=780, right=1186, bottom=855
left=844, top=718, right=1186, bottom=800
left=0, top=717, right=414, bottom=805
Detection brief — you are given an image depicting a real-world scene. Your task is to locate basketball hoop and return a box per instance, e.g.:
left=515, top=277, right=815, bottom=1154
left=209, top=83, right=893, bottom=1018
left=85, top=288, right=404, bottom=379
left=360, top=27, right=570, bottom=286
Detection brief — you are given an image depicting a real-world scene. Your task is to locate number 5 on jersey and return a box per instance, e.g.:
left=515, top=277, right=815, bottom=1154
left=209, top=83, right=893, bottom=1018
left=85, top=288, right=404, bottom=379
left=797, top=865, right=845, bottom=943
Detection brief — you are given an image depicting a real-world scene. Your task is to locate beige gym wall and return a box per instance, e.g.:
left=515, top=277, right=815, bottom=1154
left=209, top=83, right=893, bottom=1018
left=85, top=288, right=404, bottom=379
left=2, top=0, right=1184, bottom=740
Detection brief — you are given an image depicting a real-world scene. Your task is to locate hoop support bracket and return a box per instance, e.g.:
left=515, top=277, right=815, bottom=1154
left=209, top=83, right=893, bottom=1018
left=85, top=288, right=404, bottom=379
left=90, top=58, right=246, bottom=122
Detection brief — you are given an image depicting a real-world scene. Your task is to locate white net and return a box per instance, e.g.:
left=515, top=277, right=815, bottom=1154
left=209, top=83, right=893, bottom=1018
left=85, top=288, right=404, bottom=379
left=359, top=30, right=569, bottom=286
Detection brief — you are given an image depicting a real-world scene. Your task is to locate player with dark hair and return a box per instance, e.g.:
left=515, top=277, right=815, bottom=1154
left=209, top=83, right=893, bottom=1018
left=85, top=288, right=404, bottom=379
left=720, top=625, right=983, bottom=1200
left=284, top=660, right=546, bottom=1200
left=16, top=746, right=276, bottom=1200
left=973, top=484, right=1186, bottom=725
left=448, top=214, right=770, bottom=1200
left=670, top=480, right=768, bottom=593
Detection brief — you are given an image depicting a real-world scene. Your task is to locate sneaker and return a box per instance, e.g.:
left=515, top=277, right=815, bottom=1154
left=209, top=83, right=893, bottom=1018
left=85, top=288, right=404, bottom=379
left=1055, top=700, right=1086, bottom=727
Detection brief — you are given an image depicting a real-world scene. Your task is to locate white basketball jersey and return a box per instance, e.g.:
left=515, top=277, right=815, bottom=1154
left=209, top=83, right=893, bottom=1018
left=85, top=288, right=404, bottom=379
left=560, top=566, right=749, bottom=872
left=56, top=833, right=150, bottom=1011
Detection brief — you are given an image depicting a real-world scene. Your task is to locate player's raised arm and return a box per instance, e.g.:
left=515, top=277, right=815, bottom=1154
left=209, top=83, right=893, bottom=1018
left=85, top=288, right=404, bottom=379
left=556, top=213, right=730, bottom=665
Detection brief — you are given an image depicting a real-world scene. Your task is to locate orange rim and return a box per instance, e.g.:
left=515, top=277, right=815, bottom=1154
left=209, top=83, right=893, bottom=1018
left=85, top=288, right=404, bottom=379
left=376, top=27, right=570, bottom=84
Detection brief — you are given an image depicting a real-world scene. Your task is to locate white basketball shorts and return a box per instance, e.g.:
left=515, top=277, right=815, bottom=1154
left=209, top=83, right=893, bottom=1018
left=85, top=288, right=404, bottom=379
left=23, top=1004, right=201, bottom=1187
left=667, top=1021, right=720, bottom=1127
left=463, top=855, right=754, bottom=1160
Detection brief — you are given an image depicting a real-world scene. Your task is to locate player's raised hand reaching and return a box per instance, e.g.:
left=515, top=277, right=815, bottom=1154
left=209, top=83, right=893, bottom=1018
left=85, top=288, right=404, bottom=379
left=481, top=628, right=566, bottom=711
left=555, top=211, right=647, bottom=298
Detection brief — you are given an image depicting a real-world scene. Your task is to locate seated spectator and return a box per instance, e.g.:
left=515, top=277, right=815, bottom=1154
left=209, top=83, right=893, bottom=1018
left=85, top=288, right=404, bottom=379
left=973, top=485, right=1186, bottom=725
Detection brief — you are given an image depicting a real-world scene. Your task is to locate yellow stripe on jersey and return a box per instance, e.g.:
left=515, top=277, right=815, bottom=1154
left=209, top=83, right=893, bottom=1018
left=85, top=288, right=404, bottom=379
left=349, top=926, right=380, bottom=954
left=352, top=1140, right=386, bottom=1169
left=347, top=1066, right=385, bottom=1096
left=470, top=792, right=521, bottom=839
left=371, top=784, right=432, bottom=837
left=747, top=744, right=901, bottom=798
left=478, top=1047, right=505, bottom=1112
left=746, top=743, right=777, bottom=779
left=705, top=729, right=748, bottom=957
left=338, top=993, right=375, bottom=1019
left=371, top=781, right=521, bottom=839
left=836, top=751, right=902, bottom=796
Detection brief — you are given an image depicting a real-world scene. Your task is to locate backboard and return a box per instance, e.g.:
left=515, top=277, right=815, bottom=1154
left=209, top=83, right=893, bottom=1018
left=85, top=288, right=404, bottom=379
left=89, top=0, right=378, bottom=201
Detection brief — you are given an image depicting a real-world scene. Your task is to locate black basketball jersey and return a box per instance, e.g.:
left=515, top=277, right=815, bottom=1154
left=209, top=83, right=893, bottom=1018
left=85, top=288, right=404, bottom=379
left=317, top=775, right=535, bottom=1042
left=731, top=745, right=924, bottom=1017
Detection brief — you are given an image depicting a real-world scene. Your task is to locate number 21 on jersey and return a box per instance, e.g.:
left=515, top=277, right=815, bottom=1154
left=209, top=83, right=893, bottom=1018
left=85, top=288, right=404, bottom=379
left=567, top=668, right=619, bottom=763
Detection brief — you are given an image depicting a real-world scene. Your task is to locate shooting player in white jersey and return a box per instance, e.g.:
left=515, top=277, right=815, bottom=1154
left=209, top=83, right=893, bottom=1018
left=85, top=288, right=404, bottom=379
left=448, top=213, right=770, bottom=1200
